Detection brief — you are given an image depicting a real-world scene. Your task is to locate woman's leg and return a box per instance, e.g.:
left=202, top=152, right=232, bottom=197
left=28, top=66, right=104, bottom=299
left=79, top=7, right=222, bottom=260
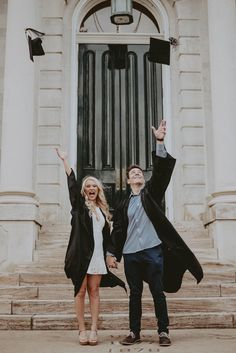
left=75, top=276, right=87, bottom=331
left=87, top=274, right=102, bottom=331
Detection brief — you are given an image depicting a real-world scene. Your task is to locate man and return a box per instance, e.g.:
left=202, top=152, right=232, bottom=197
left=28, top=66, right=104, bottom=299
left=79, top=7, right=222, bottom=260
left=106, top=121, right=203, bottom=346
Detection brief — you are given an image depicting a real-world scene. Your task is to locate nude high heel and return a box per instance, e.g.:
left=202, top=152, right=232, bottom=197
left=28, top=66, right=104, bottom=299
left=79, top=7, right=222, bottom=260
left=79, top=330, right=88, bottom=345
left=89, top=330, right=98, bottom=345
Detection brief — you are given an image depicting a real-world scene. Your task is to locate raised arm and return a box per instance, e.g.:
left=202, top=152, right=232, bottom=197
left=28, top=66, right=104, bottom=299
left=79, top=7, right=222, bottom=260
left=147, top=121, right=176, bottom=204
left=55, top=148, right=72, bottom=175
left=56, top=148, right=80, bottom=209
left=151, top=120, right=166, bottom=146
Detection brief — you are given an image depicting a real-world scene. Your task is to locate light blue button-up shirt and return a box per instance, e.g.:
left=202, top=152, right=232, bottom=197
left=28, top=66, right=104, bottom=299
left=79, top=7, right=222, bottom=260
left=123, top=143, right=167, bottom=254
left=107, top=143, right=167, bottom=256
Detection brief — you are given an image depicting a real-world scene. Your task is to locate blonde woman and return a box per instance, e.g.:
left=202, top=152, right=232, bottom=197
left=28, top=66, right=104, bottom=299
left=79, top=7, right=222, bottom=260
left=56, top=149, right=125, bottom=346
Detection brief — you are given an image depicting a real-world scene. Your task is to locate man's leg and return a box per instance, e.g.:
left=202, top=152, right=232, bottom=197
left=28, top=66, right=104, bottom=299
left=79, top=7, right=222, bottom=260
left=123, top=252, right=143, bottom=336
left=143, top=245, right=169, bottom=334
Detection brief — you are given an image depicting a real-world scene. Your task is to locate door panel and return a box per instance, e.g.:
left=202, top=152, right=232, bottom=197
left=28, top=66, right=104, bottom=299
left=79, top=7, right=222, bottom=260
left=77, top=44, right=163, bottom=209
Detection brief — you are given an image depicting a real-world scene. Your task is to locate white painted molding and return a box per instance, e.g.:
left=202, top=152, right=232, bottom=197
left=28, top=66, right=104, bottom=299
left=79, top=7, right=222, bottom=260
left=76, top=32, right=164, bottom=43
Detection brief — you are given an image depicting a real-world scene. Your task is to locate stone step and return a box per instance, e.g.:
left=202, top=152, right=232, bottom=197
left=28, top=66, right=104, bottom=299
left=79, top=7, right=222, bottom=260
left=34, top=247, right=217, bottom=263
left=40, top=221, right=207, bottom=234
left=1, top=282, right=236, bottom=301
left=26, top=311, right=236, bottom=329
left=38, top=233, right=210, bottom=246
left=2, top=282, right=236, bottom=300
left=40, top=224, right=71, bottom=234
left=0, top=315, right=32, bottom=330
left=0, top=286, right=38, bottom=299
left=37, top=282, right=224, bottom=300
left=35, top=236, right=213, bottom=250
left=5, top=297, right=236, bottom=315
left=35, top=239, right=69, bottom=250
left=199, top=268, right=236, bottom=283
left=38, top=233, right=70, bottom=243
left=0, top=312, right=235, bottom=330
left=0, top=273, right=20, bottom=286
left=14, top=258, right=235, bottom=274
left=1, top=266, right=235, bottom=287
left=221, top=283, right=236, bottom=297
left=15, top=263, right=65, bottom=273
left=0, top=301, right=11, bottom=314
left=38, top=282, right=236, bottom=299
left=18, top=272, right=71, bottom=286
left=200, top=259, right=236, bottom=269
left=39, top=222, right=210, bottom=243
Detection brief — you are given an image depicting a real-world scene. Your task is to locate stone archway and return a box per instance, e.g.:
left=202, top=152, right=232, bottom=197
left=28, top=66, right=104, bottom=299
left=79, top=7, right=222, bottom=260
left=64, top=0, right=174, bottom=218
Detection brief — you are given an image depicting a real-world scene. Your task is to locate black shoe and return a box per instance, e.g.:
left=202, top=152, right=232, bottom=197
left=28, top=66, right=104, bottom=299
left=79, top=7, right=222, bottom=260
left=120, top=331, right=141, bottom=345
left=159, top=332, right=171, bottom=346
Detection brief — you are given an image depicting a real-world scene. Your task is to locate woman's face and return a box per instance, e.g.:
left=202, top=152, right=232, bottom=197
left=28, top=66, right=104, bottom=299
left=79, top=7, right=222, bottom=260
left=84, top=178, right=99, bottom=201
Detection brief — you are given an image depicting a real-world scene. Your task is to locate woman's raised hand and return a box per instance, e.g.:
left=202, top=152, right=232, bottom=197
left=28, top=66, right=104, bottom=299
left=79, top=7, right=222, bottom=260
left=55, top=148, right=71, bottom=175
left=55, top=148, right=68, bottom=161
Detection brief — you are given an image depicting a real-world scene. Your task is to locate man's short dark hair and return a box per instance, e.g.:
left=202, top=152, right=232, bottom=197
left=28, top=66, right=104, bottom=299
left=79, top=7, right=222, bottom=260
left=126, top=165, right=144, bottom=178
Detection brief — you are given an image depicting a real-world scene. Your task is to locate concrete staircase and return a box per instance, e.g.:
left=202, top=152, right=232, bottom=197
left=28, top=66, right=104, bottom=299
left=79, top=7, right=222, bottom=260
left=0, top=222, right=236, bottom=330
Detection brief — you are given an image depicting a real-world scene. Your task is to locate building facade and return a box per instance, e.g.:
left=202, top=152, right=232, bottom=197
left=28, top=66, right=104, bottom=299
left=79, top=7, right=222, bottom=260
left=0, top=0, right=236, bottom=269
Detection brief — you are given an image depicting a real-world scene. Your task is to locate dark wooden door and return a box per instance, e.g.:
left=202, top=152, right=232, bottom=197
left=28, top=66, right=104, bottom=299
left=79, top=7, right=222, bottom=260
left=77, top=43, right=163, bottom=209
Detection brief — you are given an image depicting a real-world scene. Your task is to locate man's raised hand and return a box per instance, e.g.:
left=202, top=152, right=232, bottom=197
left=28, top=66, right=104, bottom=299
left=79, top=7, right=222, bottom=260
left=151, top=120, right=166, bottom=141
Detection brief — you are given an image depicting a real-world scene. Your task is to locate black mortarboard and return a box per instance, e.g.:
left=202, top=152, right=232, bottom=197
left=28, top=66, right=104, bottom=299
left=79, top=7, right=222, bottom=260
left=148, top=37, right=170, bottom=65
left=25, top=28, right=45, bottom=62
left=108, top=44, right=129, bottom=70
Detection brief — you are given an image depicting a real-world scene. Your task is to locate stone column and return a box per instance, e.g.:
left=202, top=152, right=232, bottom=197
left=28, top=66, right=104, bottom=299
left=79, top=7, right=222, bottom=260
left=205, top=0, right=236, bottom=261
left=0, top=0, right=41, bottom=269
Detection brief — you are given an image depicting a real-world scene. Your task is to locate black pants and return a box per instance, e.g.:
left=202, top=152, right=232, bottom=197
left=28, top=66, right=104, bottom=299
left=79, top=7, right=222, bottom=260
left=123, top=245, right=169, bottom=334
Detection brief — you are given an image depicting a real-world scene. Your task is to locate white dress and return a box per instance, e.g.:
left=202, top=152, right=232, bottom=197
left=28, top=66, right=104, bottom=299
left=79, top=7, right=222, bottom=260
left=87, top=207, right=108, bottom=275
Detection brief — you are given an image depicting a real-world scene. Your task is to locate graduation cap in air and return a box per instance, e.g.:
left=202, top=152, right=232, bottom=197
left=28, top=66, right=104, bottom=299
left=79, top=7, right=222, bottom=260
left=108, top=44, right=129, bottom=70
left=148, top=37, right=171, bottom=65
left=25, top=28, right=45, bottom=62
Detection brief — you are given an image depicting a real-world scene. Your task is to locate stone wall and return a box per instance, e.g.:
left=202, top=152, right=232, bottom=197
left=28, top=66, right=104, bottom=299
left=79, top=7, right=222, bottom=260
left=172, top=0, right=207, bottom=221
left=36, top=0, right=65, bottom=223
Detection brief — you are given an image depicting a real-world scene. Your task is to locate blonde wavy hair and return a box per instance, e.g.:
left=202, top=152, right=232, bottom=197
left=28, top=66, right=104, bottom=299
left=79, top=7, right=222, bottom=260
left=81, top=176, right=112, bottom=224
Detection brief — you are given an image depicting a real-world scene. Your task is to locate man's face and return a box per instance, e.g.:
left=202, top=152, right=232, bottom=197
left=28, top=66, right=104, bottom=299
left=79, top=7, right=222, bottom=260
left=127, top=168, right=145, bottom=187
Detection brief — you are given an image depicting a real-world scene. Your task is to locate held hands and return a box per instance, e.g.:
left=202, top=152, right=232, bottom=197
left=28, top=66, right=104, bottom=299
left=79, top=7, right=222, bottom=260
left=106, top=255, right=118, bottom=269
left=151, top=120, right=166, bottom=142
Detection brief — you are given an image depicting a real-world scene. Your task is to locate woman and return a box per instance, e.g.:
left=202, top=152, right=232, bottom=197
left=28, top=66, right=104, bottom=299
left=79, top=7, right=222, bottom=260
left=56, top=149, right=125, bottom=345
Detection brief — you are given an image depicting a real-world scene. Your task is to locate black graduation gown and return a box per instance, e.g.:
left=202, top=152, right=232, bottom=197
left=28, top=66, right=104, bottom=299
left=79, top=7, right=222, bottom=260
left=107, top=152, right=204, bottom=293
left=64, top=170, right=126, bottom=296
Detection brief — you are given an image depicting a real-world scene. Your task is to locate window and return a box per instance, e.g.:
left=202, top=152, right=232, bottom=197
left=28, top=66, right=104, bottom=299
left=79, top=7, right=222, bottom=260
left=79, top=1, right=161, bottom=33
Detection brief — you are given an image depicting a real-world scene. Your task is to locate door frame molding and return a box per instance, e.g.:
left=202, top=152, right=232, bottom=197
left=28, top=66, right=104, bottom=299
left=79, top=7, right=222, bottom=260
left=68, top=0, right=174, bottom=220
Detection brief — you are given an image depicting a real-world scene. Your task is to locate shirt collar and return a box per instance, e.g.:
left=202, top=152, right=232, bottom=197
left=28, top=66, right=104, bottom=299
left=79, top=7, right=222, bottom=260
left=129, top=187, right=144, bottom=198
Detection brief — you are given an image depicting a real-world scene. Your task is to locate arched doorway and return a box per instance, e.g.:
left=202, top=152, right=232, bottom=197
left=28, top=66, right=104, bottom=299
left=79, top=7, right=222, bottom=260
left=71, top=1, right=172, bottom=211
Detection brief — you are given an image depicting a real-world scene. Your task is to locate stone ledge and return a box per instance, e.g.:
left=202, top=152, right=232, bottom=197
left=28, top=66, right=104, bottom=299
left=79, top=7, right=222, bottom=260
left=0, top=300, right=11, bottom=314
left=0, top=315, right=32, bottom=329
left=10, top=297, right=236, bottom=315
left=0, top=313, right=234, bottom=330
left=31, top=312, right=235, bottom=330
